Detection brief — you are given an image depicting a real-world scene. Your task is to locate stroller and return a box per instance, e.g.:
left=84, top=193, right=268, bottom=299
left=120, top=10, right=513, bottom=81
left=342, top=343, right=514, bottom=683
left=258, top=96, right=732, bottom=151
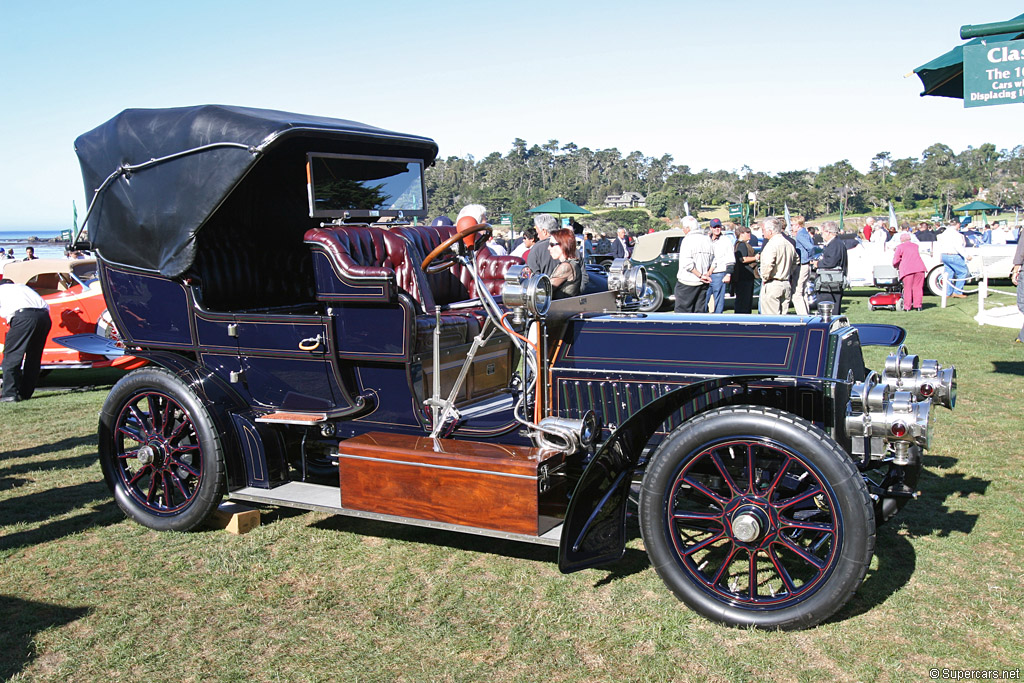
left=868, top=265, right=901, bottom=311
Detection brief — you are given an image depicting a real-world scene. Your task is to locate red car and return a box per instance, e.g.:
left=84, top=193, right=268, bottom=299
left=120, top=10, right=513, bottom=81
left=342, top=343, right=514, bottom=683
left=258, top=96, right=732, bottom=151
left=0, top=257, right=143, bottom=370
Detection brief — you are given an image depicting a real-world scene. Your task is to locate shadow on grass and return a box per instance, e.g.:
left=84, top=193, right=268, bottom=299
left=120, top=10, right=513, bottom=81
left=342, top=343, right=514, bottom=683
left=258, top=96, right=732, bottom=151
left=832, top=460, right=988, bottom=624
left=1, top=436, right=97, bottom=461
left=834, top=526, right=916, bottom=623
left=310, top=514, right=560, bottom=566
left=1, top=452, right=99, bottom=480
left=0, top=595, right=90, bottom=680
left=991, top=360, right=1024, bottom=377
left=0, top=480, right=122, bottom=552
left=308, top=506, right=653, bottom=584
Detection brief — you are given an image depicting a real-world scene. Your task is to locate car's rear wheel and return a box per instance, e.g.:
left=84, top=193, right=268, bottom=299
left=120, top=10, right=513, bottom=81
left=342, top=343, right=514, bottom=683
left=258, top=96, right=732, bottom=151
left=639, top=405, right=875, bottom=630
left=99, top=368, right=224, bottom=531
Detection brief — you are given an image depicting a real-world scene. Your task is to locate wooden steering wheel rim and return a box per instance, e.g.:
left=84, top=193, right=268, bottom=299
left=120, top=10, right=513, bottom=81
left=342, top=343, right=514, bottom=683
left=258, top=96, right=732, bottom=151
left=421, top=222, right=493, bottom=273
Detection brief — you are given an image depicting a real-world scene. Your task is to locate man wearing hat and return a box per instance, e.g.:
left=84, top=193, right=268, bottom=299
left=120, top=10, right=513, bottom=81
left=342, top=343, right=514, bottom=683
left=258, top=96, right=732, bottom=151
left=707, top=219, right=734, bottom=313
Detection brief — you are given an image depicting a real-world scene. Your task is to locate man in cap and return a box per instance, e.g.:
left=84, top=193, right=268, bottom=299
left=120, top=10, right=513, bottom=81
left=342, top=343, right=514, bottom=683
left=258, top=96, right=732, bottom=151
left=707, top=219, right=734, bottom=313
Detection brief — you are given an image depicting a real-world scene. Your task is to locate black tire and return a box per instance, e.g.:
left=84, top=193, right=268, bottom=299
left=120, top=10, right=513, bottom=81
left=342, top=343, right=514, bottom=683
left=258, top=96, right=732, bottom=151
left=863, top=451, right=922, bottom=525
left=99, top=367, right=225, bottom=531
left=639, top=405, right=875, bottom=630
left=637, top=279, right=665, bottom=313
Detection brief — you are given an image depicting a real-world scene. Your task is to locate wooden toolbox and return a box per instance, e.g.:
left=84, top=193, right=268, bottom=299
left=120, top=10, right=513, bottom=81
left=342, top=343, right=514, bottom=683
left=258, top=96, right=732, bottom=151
left=338, top=432, right=568, bottom=536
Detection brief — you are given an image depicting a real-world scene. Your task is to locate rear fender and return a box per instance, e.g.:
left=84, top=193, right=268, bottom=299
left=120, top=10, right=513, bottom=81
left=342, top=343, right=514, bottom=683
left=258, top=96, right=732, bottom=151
left=559, top=374, right=777, bottom=573
left=128, top=351, right=254, bottom=490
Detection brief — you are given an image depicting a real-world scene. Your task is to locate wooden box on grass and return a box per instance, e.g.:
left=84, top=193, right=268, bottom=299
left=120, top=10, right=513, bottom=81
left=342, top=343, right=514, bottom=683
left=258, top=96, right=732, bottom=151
left=208, top=502, right=261, bottom=535
left=338, top=432, right=569, bottom=536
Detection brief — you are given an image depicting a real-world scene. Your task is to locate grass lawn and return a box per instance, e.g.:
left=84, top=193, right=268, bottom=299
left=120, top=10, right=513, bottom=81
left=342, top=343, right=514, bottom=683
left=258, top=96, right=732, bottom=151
left=2, top=291, right=1022, bottom=682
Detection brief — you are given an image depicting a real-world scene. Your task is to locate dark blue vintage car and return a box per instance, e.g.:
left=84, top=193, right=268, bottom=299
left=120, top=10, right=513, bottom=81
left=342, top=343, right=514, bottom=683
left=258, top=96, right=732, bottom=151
left=74, top=106, right=956, bottom=631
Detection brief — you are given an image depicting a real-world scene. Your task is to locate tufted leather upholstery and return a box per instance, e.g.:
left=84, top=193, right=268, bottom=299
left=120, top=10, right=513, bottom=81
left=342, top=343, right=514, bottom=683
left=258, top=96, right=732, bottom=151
left=192, top=227, right=315, bottom=311
left=305, top=225, right=499, bottom=354
left=304, top=226, right=435, bottom=310
left=391, top=225, right=524, bottom=304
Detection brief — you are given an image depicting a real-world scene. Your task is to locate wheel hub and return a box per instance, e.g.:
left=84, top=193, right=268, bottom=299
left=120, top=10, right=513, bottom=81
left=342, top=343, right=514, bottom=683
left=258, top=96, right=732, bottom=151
left=137, top=444, right=157, bottom=467
left=732, top=512, right=761, bottom=543
left=729, top=504, right=772, bottom=544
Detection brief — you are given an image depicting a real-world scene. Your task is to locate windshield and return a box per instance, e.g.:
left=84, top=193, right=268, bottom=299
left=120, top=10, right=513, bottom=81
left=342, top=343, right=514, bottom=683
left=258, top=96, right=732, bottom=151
left=307, top=153, right=426, bottom=219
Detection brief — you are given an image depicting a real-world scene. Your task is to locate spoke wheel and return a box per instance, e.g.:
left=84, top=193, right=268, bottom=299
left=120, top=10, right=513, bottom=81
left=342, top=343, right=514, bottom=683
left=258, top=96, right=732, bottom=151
left=99, top=368, right=224, bottom=531
left=640, top=405, right=874, bottom=630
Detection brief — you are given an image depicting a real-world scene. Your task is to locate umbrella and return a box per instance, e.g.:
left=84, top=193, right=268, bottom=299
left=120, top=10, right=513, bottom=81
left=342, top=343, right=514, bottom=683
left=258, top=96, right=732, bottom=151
left=953, top=201, right=1000, bottom=212
left=913, top=14, right=1024, bottom=98
left=527, top=197, right=592, bottom=215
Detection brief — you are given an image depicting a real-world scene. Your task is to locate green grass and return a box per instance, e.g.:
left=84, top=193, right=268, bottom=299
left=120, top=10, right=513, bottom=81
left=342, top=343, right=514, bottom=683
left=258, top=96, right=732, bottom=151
left=2, top=295, right=1023, bottom=682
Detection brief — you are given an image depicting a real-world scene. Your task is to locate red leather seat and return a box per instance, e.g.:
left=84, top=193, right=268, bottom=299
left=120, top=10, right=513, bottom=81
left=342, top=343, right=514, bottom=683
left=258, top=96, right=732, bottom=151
left=305, top=225, right=517, bottom=354
left=391, top=225, right=523, bottom=303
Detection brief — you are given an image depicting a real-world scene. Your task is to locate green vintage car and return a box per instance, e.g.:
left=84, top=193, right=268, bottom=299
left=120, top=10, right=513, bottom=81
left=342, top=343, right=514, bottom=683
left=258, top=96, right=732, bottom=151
left=631, top=228, right=761, bottom=312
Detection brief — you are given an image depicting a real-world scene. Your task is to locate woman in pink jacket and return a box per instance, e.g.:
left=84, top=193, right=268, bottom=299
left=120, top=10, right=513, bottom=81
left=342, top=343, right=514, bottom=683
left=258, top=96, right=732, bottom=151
left=892, top=232, right=927, bottom=311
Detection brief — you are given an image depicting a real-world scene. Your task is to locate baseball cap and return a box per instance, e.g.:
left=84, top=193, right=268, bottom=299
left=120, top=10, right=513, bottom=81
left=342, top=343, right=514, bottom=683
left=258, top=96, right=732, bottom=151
left=431, top=216, right=453, bottom=227
left=709, top=218, right=722, bottom=228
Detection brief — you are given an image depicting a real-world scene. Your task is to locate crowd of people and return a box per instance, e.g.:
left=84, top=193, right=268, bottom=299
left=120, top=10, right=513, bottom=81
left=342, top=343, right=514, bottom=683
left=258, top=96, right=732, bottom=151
left=429, top=203, right=1022, bottom=318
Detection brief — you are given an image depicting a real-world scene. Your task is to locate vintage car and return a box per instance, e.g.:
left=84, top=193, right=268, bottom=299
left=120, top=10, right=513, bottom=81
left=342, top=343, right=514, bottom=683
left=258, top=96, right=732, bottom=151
left=628, top=228, right=759, bottom=312
left=844, top=237, right=1017, bottom=296
left=0, top=257, right=141, bottom=371
left=76, top=106, right=956, bottom=631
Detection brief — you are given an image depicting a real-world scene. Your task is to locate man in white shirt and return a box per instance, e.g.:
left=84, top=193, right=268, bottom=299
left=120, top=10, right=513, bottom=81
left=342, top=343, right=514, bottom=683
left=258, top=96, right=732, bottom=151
left=674, top=216, right=714, bottom=313
left=936, top=225, right=969, bottom=297
left=707, top=219, right=735, bottom=313
left=0, top=279, right=51, bottom=402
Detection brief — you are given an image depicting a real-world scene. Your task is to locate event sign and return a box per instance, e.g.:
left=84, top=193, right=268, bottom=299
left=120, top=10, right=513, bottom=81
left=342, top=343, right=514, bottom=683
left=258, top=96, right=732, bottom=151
left=964, top=40, right=1024, bottom=108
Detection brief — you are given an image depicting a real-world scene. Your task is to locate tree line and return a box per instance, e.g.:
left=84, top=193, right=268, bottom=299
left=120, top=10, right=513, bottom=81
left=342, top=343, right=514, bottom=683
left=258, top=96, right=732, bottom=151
left=424, top=138, right=1024, bottom=230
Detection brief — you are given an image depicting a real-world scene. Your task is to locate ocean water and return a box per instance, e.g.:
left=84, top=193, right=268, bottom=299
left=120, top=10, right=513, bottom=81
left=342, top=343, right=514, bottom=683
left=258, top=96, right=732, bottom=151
left=0, top=229, right=71, bottom=260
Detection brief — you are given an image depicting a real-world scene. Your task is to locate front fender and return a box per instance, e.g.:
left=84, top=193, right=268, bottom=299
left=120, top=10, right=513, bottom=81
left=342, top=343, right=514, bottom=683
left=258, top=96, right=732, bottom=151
left=558, top=374, right=774, bottom=573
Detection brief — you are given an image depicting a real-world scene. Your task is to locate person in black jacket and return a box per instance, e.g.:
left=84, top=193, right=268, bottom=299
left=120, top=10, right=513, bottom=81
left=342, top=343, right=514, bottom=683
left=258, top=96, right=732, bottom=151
left=813, top=221, right=848, bottom=314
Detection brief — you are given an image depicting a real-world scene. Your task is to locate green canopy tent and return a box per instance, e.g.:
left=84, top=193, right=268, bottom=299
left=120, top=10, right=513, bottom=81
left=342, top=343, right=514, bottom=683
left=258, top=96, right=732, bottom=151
left=953, top=200, right=1000, bottom=226
left=953, top=201, right=1000, bottom=212
left=913, top=14, right=1024, bottom=98
left=527, top=198, right=592, bottom=217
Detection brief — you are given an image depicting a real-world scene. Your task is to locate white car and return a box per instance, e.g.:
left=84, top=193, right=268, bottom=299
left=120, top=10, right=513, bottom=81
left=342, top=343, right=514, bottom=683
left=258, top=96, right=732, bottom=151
left=844, top=237, right=1018, bottom=296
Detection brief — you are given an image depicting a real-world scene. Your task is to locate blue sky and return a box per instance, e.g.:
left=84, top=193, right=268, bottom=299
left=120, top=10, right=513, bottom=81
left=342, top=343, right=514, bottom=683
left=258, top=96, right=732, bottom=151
left=1, top=0, right=1022, bottom=229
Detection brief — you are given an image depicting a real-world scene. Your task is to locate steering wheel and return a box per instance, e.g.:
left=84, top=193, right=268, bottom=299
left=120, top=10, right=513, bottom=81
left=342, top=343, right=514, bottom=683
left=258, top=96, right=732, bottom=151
left=421, top=222, right=493, bottom=274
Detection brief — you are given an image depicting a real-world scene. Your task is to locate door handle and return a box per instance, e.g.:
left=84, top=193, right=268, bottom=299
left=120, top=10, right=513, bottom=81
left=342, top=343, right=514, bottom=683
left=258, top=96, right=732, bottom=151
left=298, top=334, right=323, bottom=351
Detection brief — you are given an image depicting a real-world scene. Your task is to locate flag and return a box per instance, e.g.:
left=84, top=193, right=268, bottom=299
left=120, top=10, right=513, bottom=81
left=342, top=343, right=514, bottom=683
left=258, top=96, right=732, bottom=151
left=784, top=203, right=792, bottom=230
left=683, top=201, right=690, bottom=217
left=73, top=201, right=78, bottom=231
left=888, top=201, right=899, bottom=231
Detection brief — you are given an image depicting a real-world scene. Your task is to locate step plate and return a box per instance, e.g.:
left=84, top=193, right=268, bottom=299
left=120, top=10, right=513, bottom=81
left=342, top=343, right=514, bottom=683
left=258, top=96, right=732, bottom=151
left=228, top=482, right=562, bottom=547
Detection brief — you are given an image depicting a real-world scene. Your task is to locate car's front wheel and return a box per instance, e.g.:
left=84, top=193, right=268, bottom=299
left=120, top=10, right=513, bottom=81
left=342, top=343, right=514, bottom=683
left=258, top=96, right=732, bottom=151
left=639, top=405, right=875, bottom=630
left=99, top=368, right=225, bottom=531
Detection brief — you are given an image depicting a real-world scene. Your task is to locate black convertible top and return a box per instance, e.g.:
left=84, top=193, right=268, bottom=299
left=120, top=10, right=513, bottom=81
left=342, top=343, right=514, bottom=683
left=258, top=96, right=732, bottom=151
left=74, top=105, right=439, bottom=277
